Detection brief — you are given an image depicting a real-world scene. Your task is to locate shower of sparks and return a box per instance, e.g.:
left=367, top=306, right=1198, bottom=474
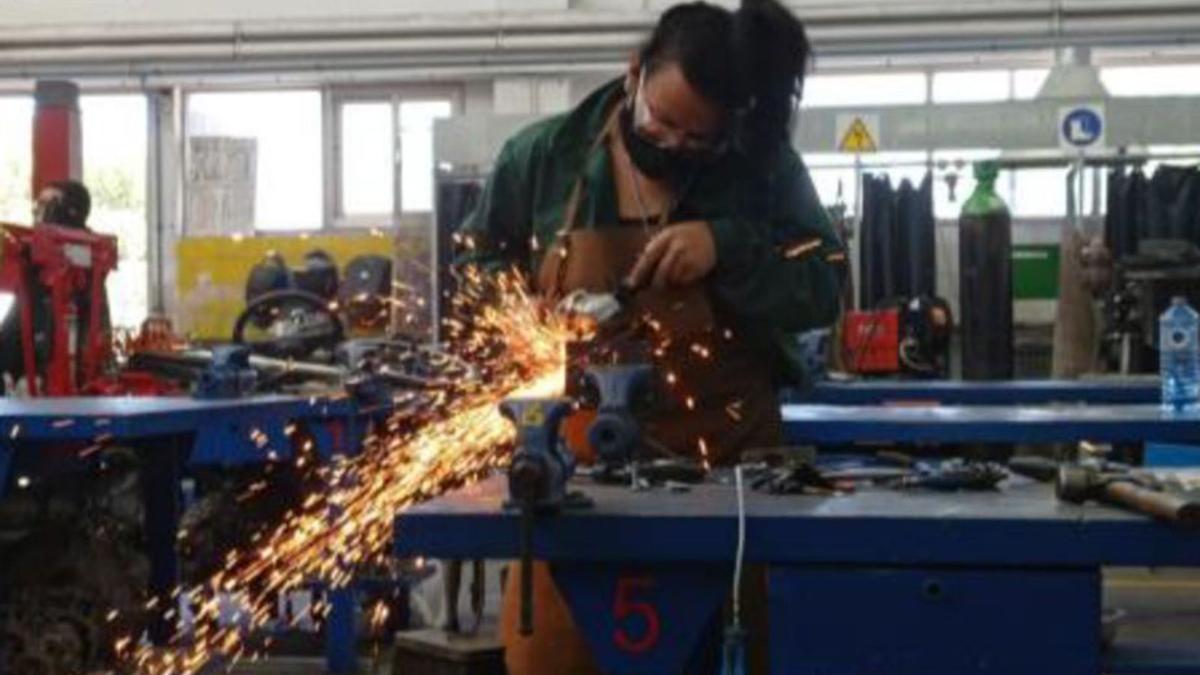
left=697, top=437, right=711, bottom=472
left=121, top=267, right=588, bottom=674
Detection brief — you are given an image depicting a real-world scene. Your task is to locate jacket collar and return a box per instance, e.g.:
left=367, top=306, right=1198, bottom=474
left=548, top=77, right=624, bottom=160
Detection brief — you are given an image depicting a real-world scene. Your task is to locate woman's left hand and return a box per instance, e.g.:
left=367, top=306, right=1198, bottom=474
left=628, top=220, right=717, bottom=289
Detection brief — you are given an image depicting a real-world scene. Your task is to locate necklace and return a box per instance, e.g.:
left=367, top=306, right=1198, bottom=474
left=629, top=165, right=654, bottom=231
left=619, top=130, right=670, bottom=231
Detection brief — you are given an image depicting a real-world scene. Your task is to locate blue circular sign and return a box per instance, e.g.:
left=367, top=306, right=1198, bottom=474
left=1062, top=107, right=1104, bottom=148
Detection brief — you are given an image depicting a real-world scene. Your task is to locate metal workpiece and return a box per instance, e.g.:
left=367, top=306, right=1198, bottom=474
left=194, top=345, right=260, bottom=399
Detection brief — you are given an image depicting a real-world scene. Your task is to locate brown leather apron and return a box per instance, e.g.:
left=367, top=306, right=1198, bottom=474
left=539, top=113, right=782, bottom=464
left=501, top=112, right=781, bottom=675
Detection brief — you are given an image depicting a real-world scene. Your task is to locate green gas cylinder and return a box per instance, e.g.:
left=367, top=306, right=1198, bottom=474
left=959, top=161, right=1014, bottom=380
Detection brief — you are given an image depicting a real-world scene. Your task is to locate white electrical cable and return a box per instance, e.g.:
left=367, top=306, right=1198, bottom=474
left=732, top=464, right=746, bottom=629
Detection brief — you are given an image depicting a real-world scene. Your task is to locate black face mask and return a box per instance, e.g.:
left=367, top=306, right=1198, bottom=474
left=38, top=198, right=66, bottom=226
left=618, top=103, right=702, bottom=183
left=36, top=197, right=83, bottom=229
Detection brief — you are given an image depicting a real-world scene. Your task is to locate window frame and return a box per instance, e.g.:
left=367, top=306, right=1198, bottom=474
left=181, top=86, right=327, bottom=235
left=329, top=84, right=462, bottom=229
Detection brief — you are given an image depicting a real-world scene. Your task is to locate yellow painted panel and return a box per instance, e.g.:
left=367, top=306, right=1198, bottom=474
left=176, top=233, right=395, bottom=340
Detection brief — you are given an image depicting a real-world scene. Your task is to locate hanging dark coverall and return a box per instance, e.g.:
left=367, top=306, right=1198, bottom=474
left=456, top=79, right=845, bottom=674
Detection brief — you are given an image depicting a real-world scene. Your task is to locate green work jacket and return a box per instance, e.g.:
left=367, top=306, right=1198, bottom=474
left=457, top=78, right=845, bottom=383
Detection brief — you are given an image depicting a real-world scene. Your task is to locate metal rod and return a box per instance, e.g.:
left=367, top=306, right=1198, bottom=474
left=810, top=151, right=1200, bottom=172
left=518, top=506, right=535, bottom=637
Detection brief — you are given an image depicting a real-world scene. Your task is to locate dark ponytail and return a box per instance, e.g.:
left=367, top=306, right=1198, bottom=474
left=640, top=0, right=812, bottom=166
left=732, top=0, right=811, bottom=161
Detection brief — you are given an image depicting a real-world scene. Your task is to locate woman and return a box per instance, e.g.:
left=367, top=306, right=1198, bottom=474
left=458, top=1, right=845, bottom=671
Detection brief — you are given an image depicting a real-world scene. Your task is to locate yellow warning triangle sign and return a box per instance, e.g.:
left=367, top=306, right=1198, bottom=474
left=839, top=117, right=878, bottom=153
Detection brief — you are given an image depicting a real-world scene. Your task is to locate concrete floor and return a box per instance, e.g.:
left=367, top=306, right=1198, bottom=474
left=1104, top=568, right=1200, bottom=672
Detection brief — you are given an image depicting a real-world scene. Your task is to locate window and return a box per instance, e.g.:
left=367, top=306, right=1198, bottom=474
left=932, top=70, right=1010, bottom=104
left=82, top=95, right=149, bottom=328
left=801, top=73, right=927, bottom=108
left=0, top=97, right=33, bottom=223
left=1101, top=64, right=1200, bottom=97
left=1144, top=144, right=1200, bottom=173
left=186, top=91, right=322, bottom=231
left=931, top=149, right=1004, bottom=219
left=1013, top=69, right=1050, bottom=100
left=335, top=96, right=452, bottom=223
left=803, top=153, right=859, bottom=215
left=863, top=151, right=931, bottom=190
left=1011, top=167, right=1069, bottom=217
left=400, top=100, right=452, bottom=213
left=340, top=102, right=394, bottom=217
left=803, top=152, right=930, bottom=217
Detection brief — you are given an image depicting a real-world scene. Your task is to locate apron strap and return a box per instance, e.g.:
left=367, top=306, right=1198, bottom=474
left=545, top=107, right=623, bottom=298
left=558, top=107, right=622, bottom=237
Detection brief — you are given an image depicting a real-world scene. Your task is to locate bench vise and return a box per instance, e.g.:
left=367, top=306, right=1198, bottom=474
left=585, top=365, right=653, bottom=467
left=195, top=345, right=258, bottom=399
left=501, top=398, right=590, bottom=636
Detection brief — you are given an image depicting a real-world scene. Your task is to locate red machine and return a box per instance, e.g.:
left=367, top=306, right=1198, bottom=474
left=1, top=222, right=117, bottom=396
left=842, top=297, right=954, bottom=378
left=842, top=308, right=901, bottom=374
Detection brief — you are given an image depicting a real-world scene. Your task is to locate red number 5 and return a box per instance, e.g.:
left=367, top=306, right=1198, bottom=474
left=613, top=576, right=661, bottom=653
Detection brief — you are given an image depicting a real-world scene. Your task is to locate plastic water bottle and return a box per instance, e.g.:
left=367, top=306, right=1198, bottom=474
left=1160, top=296, right=1200, bottom=412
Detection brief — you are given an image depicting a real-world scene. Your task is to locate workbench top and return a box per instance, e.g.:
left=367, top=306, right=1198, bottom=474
left=804, top=377, right=1160, bottom=405
left=395, top=475, right=1200, bottom=567
left=0, top=394, right=357, bottom=440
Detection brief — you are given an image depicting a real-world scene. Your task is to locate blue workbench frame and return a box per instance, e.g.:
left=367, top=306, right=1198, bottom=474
left=781, top=403, right=1200, bottom=446
left=396, top=476, right=1200, bottom=675
left=800, top=378, right=1161, bottom=406
left=0, top=394, right=393, bottom=673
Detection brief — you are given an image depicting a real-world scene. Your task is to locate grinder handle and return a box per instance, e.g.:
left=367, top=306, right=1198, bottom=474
left=1105, top=480, right=1200, bottom=526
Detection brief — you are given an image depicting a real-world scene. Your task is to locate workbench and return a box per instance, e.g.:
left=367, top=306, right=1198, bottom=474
left=803, top=377, right=1160, bottom=406
left=0, top=393, right=392, bottom=673
left=395, top=475, right=1200, bottom=675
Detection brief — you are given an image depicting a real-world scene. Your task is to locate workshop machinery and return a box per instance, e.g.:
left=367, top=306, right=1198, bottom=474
left=238, top=249, right=398, bottom=361
left=0, top=232, right=467, bottom=673
left=0, top=222, right=120, bottom=397
left=0, top=326, right=472, bottom=674
left=0, top=385, right=395, bottom=674
left=1100, top=239, right=1200, bottom=374
left=840, top=295, right=953, bottom=378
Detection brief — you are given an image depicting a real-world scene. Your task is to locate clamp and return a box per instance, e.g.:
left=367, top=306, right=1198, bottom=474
left=501, top=398, right=591, bottom=636
left=585, top=365, right=653, bottom=467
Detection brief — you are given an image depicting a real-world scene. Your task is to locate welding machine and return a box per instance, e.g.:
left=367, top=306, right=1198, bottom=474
left=842, top=296, right=952, bottom=378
